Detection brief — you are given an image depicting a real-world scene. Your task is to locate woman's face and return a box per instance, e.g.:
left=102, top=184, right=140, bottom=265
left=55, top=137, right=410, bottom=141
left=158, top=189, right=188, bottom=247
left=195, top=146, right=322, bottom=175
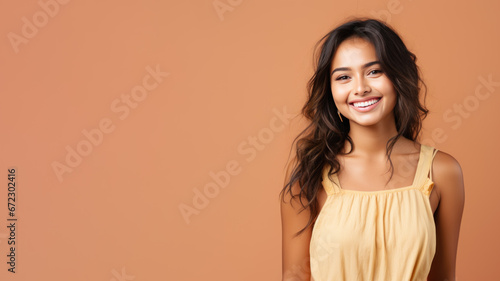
left=330, top=36, right=397, bottom=127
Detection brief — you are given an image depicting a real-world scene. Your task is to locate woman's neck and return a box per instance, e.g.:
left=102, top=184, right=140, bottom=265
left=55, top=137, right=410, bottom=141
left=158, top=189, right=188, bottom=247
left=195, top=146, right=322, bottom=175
left=343, top=113, right=401, bottom=157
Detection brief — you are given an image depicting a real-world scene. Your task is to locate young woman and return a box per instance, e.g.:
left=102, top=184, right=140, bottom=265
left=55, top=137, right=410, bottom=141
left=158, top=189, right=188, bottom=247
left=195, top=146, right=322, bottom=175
left=280, top=18, right=465, bottom=281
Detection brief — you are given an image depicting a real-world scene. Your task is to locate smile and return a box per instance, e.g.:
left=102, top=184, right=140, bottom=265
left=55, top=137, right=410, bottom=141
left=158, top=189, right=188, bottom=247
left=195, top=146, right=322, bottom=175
left=349, top=97, right=382, bottom=112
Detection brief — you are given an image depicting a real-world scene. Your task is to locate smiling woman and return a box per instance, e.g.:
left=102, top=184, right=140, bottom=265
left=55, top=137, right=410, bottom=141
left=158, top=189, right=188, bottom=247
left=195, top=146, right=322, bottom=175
left=280, top=18, right=465, bottom=281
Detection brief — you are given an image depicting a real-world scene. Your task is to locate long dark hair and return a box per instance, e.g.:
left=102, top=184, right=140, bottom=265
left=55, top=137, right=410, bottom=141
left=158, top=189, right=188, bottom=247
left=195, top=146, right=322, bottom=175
left=279, top=17, right=429, bottom=237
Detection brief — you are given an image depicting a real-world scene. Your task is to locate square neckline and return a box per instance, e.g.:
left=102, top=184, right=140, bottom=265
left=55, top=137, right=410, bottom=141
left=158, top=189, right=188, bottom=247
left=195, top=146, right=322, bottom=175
left=331, top=144, right=425, bottom=194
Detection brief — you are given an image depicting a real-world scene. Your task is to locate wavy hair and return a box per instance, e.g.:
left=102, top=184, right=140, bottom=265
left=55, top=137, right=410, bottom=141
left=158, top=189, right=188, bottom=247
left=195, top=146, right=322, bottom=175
left=279, top=17, right=429, bottom=237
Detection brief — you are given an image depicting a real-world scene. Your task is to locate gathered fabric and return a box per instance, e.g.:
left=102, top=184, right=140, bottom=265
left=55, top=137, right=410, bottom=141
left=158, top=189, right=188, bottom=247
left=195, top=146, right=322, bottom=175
left=309, top=144, right=438, bottom=281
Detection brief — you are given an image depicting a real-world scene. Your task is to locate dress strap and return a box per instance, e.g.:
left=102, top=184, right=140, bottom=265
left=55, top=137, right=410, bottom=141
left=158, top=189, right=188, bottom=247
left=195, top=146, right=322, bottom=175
left=321, top=164, right=340, bottom=196
left=416, top=144, right=439, bottom=196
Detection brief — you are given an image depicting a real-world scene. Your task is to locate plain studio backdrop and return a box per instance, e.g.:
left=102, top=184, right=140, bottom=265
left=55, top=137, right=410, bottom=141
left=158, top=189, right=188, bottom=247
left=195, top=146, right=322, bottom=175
left=0, top=0, right=498, bottom=280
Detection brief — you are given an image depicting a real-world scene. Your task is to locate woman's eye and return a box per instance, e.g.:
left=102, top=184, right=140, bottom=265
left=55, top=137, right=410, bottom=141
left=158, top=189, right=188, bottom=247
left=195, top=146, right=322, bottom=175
left=369, top=69, right=383, bottom=75
left=336, top=75, right=349, bottom=81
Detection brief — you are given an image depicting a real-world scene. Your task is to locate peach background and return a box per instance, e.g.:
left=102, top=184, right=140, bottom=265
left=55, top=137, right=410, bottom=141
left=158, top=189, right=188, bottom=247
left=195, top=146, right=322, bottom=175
left=0, top=0, right=498, bottom=280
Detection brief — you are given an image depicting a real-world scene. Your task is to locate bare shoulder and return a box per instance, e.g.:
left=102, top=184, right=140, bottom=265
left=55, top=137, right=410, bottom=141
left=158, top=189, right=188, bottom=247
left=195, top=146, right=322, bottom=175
left=432, top=149, right=465, bottom=201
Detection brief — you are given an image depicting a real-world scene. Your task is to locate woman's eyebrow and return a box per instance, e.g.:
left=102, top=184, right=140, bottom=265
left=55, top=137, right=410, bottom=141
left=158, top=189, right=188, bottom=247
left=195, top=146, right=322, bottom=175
left=331, top=60, right=381, bottom=76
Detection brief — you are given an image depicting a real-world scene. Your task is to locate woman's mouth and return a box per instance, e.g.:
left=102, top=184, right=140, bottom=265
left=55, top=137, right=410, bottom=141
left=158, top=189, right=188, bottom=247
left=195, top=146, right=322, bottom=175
left=349, top=97, right=382, bottom=112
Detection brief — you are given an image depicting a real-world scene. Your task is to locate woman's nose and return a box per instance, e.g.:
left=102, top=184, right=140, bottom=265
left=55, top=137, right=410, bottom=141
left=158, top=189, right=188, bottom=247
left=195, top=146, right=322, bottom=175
left=354, top=76, right=370, bottom=95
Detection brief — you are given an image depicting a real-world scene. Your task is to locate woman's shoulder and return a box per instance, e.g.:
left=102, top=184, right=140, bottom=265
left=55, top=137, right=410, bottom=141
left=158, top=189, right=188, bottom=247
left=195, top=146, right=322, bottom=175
left=431, top=148, right=465, bottom=198
left=432, top=149, right=463, bottom=176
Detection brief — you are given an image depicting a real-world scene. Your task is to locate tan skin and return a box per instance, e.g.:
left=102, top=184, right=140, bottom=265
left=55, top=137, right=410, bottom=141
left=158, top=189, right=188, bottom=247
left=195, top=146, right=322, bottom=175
left=281, top=37, right=465, bottom=281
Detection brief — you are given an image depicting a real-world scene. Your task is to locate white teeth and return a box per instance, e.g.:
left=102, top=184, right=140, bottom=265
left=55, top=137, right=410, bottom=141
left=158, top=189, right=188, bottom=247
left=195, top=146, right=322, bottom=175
left=353, top=98, right=380, bottom=107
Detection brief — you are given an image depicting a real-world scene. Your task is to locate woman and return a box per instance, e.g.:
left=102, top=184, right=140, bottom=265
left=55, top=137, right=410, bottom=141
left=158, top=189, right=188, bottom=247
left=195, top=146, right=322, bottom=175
left=280, top=18, right=465, bottom=281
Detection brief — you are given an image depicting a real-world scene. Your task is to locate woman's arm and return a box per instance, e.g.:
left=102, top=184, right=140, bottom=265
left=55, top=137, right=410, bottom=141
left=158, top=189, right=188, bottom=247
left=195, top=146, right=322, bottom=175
left=280, top=163, right=313, bottom=281
left=428, top=151, right=466, bottom=281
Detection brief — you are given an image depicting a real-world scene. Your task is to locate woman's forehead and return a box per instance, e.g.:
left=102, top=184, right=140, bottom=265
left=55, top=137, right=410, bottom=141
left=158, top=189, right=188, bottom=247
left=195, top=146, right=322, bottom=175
left=331, top=37, right=377, bottom=69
